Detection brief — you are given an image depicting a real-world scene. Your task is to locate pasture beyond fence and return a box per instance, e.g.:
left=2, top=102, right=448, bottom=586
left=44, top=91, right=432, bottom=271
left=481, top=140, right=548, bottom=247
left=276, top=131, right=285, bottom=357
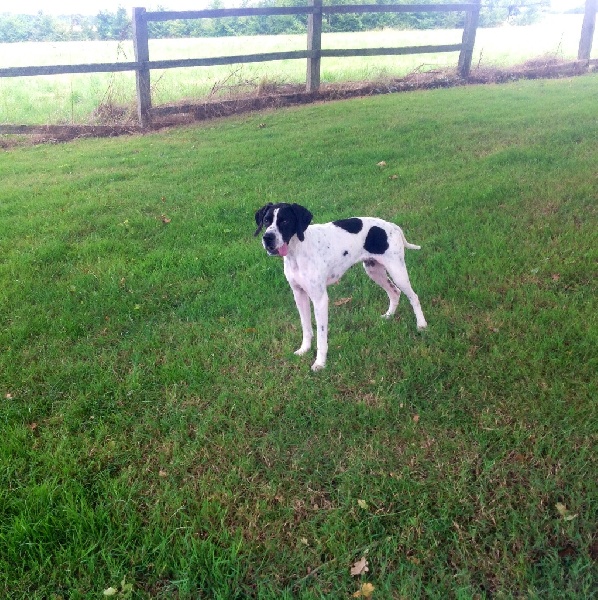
left=1, top=2, right=482, bottom=128
left=0, top=0, right=596, bottom=129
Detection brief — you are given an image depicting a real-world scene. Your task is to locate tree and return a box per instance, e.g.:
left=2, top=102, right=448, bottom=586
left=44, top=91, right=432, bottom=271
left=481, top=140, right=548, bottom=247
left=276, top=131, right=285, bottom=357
left=0, top=1, right=550, bottom=43
left=479, top=0, right=550, bottom=27
left=0, top=15, right=31, bottom=42
left=95, top=7, right=131, bottom=41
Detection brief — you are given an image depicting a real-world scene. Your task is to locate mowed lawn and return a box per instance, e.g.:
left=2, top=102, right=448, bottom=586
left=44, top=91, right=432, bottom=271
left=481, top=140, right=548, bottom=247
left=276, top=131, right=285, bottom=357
left=0, top=75, right=597, bottom=598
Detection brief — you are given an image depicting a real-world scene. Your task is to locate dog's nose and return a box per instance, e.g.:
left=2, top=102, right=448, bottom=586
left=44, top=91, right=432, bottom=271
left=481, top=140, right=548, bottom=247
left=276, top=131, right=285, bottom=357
left=263, top=232, right=276, bottom=250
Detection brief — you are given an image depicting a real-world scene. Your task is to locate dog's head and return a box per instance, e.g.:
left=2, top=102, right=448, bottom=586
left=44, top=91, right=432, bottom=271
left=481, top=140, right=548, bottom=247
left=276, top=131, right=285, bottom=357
left=254, top=203, right=313, bottom=257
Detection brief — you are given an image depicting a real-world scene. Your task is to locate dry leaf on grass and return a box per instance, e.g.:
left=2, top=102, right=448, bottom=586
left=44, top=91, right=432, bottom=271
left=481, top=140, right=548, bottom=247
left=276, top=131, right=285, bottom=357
left=353, top=582, right=375, bottom=598
left=334, top=297, right=352, bottom=306
left=555, top=502, right=578, bottom=521
left=350, top=556, right=369, bottom=576
left=376, top=161, right=387, bottom=168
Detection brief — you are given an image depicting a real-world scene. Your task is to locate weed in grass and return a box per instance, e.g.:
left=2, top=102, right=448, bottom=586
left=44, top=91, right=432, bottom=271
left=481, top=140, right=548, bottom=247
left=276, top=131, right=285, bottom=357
left=0, top=75, right=597, bottom=598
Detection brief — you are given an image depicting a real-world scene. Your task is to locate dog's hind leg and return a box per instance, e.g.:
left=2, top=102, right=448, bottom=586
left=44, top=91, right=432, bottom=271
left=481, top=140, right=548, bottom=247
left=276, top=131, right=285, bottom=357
left=383, top=259, right=427, bottom=330
left=363, top=259, right=401, bottom=318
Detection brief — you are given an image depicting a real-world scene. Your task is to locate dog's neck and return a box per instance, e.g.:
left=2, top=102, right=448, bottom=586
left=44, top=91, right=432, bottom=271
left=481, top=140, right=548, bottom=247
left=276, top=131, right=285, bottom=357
left=282, top=231, right=306, bottom=262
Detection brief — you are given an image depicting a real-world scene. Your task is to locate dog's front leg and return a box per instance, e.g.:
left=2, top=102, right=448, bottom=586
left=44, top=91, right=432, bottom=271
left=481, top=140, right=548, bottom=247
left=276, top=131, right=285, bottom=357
left=291, top=286, right=313, bottom=356
left=311, top=290, right=329, bottom=371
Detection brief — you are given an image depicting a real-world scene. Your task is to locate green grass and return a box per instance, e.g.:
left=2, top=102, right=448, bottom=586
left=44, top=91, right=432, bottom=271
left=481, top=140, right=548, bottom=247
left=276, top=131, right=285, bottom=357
left=1, top=75, right=597, bottom=598
left=0, top=13, right=592, bottom=125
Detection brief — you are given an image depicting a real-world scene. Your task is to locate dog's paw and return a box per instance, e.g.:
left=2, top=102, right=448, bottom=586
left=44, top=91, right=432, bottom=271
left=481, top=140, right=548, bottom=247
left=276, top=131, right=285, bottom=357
left=417, top=321, right=428, bottom=330
left=294, top=346, right=310, bottom=356
left=311, top=361, right=326, bottom=371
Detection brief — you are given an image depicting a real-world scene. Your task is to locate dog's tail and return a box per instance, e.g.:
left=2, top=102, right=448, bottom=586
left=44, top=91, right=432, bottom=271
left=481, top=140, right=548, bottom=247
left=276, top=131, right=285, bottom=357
left=399, top=227, right=421, bottom=250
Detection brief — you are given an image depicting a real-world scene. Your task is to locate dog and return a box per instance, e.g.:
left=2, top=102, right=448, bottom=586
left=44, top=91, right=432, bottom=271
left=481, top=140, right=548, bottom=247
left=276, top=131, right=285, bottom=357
left=254, top=203, right=427, bottom=370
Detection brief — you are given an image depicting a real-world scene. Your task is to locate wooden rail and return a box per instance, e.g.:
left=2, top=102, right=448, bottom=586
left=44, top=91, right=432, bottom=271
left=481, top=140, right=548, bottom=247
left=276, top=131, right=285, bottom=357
left=0, top=2, right=484, bottom=128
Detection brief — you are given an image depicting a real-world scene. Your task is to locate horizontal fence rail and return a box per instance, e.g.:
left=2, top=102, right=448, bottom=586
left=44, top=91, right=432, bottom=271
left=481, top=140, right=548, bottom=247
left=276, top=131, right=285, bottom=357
left=0, top=63, right=138, bottom=77
left=1, top=1, right=486, bottom=128
left=0, top=43, right=467, bottom=76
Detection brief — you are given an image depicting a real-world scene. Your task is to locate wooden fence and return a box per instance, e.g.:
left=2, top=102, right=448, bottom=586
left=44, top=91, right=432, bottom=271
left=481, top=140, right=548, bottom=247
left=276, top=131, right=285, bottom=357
left=133, top=1, right=484, bottom=126
left=0, top=0, right=595, bottom=130
left=0, top=2, right=481, bottom=128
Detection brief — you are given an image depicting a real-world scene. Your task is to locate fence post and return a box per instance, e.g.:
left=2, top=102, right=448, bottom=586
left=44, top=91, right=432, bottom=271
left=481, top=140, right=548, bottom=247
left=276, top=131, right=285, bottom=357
left=306, top=0, right=323, bottom=93
left=133, top=7, right=151, bottom=128
left=578, top=0, right=597, bottom=60
left=458, top=0, right=481, bottom=78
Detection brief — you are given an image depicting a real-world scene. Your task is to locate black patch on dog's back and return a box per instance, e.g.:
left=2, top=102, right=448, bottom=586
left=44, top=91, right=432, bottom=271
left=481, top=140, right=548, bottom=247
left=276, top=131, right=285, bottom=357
left=364, top=226, right=389, bottom=254
left=334, top=218, right=363, bottom=234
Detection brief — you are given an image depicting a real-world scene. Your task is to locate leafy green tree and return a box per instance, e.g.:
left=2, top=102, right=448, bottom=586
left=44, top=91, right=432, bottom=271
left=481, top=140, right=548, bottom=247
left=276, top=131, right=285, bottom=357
left=0, top=1, right=550, bottom=42
left=95, top=7, right=131, bottom=41
left=480, top=0, right=550, bottom=27
left=0, top=14, right=31, bottom=42
left=62, top=15, right=97, bottom=41
left=29, top=12, right=56, bottom=41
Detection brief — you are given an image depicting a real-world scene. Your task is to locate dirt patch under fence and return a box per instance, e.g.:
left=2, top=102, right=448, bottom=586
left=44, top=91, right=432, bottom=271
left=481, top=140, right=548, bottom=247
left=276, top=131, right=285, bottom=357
left=1, top=58, right=596, bottom=148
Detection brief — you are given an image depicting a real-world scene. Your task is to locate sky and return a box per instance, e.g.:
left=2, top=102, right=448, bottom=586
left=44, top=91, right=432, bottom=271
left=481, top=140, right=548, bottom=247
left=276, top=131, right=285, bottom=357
left=2, top=0, right=581, bottom=16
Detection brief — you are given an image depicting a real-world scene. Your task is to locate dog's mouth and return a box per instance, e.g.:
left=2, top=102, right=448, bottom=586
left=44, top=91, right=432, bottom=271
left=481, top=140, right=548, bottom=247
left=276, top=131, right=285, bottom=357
left=267, top=242, right=288, bottom=257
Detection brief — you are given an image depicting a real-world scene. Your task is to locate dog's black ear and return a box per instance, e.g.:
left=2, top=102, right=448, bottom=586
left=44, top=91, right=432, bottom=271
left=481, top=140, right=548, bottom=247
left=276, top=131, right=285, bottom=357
left=291, top=204, right=313, bottom=242
left=254, top=203, right=273, bottom=237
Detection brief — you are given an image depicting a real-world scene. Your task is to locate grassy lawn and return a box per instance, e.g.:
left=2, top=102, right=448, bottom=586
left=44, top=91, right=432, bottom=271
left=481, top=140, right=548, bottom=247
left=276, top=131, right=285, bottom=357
left=0, top=14, right=592, bottom=125
left=1, top=75, right=597, bottom=598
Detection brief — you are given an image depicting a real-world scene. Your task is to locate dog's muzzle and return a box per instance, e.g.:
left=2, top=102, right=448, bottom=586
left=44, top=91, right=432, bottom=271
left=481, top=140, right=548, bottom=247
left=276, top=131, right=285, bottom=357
left=262, top=232, right=288, bottom=256
left=262, top=232, right=277, bottom=254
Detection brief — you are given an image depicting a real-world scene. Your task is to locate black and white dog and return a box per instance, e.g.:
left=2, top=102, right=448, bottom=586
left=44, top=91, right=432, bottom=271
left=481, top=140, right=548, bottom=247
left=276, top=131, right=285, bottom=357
left=254, top=203, right=427, bottom=370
